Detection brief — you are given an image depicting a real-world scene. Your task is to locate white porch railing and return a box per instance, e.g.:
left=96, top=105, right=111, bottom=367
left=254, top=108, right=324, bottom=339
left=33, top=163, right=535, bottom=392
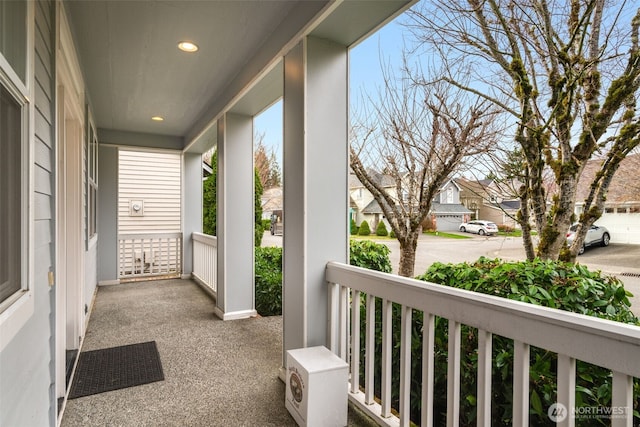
left=326, top=262, right=640, bottom=427
left=118, top=233, right=182, bottom=279
left=191, top=232, right=217, bottom=297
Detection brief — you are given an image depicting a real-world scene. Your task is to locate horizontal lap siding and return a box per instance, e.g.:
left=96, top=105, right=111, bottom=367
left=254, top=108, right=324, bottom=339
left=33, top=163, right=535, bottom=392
left=118, top=150, right=182, bottom=234
left=0, top=1, right=56, bottom=426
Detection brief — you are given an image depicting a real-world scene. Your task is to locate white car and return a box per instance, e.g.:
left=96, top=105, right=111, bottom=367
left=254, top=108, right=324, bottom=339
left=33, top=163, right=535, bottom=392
left=566, top=223, right=610, bottom=255
left=459, top=220, right=499, bottom=236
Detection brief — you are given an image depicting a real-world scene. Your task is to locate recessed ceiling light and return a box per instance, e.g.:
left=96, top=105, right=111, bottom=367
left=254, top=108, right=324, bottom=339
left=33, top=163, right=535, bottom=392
left=151, top=116, right=164, bottom=122
left=178, top=41, right=198, bottom=53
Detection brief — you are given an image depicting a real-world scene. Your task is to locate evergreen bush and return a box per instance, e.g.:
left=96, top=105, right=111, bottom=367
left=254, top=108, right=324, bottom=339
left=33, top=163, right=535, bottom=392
left=255, top=247, right=283, bottom=316
left=350, top=218, right=358, bottom=235
left=254, top=240, right=393, bottom=316
left=360, top=257, right=639, bottom=426
left=375, top=221, right=388, bottom=236
left=358, top=220, right=371, bottom=236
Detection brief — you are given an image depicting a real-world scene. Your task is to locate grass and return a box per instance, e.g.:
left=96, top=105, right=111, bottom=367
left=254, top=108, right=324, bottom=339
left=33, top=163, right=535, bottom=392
left=423, top=230, right=471, bottom=239
left=350, top=234, right=395, bottom=240
left=352, top=231, right=472, bottom=240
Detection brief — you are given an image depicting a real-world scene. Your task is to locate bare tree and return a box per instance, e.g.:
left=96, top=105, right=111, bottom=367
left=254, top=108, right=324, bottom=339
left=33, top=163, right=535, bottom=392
left=351, top=77, right=500, bottom=277
left=254, top=132, right=282, bottom=189
left=406, top=0, right=640, bottom=261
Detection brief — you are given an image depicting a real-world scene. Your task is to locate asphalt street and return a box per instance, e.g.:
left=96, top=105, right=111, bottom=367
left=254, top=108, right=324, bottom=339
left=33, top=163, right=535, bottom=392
left=261, top=231, right=640, bottom=314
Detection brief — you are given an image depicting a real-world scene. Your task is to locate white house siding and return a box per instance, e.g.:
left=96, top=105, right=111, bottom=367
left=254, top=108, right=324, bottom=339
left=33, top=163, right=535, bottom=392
left=118, top=150, right=182, bottom=234
left=0, top=1, right=56, bottom=425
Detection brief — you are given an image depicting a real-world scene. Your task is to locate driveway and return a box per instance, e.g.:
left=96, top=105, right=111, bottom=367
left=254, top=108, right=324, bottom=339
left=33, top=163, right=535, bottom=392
left=261, top=231, right=640, bottom=314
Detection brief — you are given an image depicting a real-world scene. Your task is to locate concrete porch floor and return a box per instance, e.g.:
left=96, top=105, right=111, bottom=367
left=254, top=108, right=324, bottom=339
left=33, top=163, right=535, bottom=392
left=61, top=279, right=377, bottom=427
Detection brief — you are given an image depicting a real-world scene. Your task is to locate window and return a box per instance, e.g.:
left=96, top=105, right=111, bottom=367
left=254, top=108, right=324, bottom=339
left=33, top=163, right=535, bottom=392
left=86, top=115, right=98, bottom=243
left=446, top=187, right=453, bottom=203
left=605, top=207, right=615, bottom=214
left=0, top=83, right=24, bottom=305
left=0, top=0, right=27, bottom=83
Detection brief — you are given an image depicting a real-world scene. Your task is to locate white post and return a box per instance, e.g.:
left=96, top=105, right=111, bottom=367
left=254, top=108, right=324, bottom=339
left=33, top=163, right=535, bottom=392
left=182, top=152, right=202, bottom=278
left=282, top=36, right=348, bottom=357
left=215, top=113, right=257, bottom=320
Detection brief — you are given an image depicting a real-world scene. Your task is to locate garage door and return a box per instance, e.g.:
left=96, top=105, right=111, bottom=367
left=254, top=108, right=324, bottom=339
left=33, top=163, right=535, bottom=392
left=437, top=215, right=462, bottom=231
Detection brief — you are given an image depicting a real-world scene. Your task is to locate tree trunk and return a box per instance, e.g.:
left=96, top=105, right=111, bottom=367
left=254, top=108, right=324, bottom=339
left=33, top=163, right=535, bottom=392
left=397, top=233, right=419, bottom=277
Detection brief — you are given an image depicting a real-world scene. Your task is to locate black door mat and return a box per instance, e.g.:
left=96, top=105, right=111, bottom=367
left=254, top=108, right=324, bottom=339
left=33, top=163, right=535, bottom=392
left=69, top=341, right=164, bottom=399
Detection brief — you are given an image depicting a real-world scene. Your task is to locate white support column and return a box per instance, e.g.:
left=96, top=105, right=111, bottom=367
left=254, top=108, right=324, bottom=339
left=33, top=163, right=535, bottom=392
left=282, top=37, right=349, bottom=356
left=215, top=113, right=257, bottom=320
left=182, top=152, right=202, bottom=278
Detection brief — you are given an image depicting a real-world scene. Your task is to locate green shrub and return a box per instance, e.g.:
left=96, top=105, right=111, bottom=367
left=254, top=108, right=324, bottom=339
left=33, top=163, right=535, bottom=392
left=255, top=247, right=283, bottom=316
left=261, top=218, right=271, bottom=231
left=498, top=224, right=515, bottom=233
left=389, top=230, right=396, bottom=238
left=360, top=258, right=639, bottom=426
left=350, top=218, right=358, bottom=235
left=358, top=220, right=371, bottom=236
left=349, top=240, right=392, bottom=273
left=255, top=240, right=393, bottom=316
left=375, top=220, right=388, bottom=236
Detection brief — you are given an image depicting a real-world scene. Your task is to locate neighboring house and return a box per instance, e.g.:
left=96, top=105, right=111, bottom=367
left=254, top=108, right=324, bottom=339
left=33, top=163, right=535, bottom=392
left=261, top=187, right=283, bottom=221
left=457, top=178, right=521, bottom=229
left=349, top=174, right=472, bottom=232
left=428, top=179, right=473, bottom=231
left=574, top=154, right=640, bottom=244
left=349, top=172, right=396, bottom=231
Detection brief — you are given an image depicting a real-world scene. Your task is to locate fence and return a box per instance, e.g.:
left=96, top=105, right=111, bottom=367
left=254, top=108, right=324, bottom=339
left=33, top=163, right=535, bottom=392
left=118, top=233, right=182, bottom=280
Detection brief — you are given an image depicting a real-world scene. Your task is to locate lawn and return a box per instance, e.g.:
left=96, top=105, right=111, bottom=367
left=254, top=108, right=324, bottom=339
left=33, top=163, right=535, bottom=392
left=423, top=230, right=471, bottom=239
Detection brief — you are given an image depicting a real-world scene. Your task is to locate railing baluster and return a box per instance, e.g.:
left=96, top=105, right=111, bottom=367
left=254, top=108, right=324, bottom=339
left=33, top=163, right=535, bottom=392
left=612, top=371, right=633, bottom=427
left=328, top=281, right=339, bottom=353
left=350, top=289, right=361, bottom=394
left=381, top=298, right=392, bottom=418
left=477, top=329, right=492, bottom=427
left=447, top=320, right=461, bottom=427
left=399, top=305, right=412, bottom=427
left=323, top=262, right=640, bottom=427
left=422, top=312, right=435, bottom=427
left=339, top=285, right=349, bottom=361
left=557, top=354, right=575, bottom=427
left=513, top=340, right=530, bottom=427
left=365, top=294, right=375, bottom=405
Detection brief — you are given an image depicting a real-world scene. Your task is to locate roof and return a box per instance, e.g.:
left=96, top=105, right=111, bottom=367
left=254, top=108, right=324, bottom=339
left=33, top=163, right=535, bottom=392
left=575, top=154, right=640, bottom=204
left=431, top=202, right=473, bottom=214
left=349, top=171, right=395, bottom=189
left=261, top=187, right=283, bottom=212
left=362, top=199, right=384, bottom=214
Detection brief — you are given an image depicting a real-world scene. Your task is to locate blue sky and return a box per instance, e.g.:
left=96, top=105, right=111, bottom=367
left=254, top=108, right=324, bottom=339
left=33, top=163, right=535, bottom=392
left=254, top=17, right=408, bottom=165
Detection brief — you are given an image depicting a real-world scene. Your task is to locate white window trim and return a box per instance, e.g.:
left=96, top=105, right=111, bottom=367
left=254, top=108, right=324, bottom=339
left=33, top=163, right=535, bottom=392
left=0, top=1, right=35, bottom=352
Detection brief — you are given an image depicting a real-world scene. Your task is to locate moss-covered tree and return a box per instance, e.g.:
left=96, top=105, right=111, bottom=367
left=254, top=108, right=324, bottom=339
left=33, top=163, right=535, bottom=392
left=408, top=1, right=640, bottom=262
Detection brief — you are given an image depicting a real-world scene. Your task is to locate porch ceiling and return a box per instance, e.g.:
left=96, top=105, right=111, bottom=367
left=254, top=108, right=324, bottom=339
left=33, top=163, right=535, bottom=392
left=65, top=0, right=415, bottom=151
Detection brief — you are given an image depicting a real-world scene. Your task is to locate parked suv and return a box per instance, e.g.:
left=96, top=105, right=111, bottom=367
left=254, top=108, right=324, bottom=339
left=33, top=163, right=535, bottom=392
left=459, top=220, right=499, bottom=236
left=566, top=223, right=610, bottom=255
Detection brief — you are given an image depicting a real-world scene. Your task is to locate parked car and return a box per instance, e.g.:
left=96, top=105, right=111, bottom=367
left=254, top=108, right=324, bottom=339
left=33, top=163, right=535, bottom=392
left=459, top=220, right=499, bottom=236
left=566, top=223, right=610, bottom=255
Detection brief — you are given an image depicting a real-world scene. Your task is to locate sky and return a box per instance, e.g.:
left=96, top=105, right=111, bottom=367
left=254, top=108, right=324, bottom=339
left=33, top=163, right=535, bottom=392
left=253, top=15, right=409, bottom=167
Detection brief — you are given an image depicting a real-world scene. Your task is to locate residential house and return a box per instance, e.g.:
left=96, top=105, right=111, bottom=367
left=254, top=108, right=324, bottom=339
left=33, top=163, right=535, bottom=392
left=261, top=186, right=283, bottom=221
left=1, top=2, right=638, bottom=427
left=427, top=179, right=473, bottom=231
left=349, top=172, right=396, bottom=231
left=350, top=174, right=472, bottom=232
left=457, top=177, right=521, bottom=229
left=575, top=154, right=640, bottom=244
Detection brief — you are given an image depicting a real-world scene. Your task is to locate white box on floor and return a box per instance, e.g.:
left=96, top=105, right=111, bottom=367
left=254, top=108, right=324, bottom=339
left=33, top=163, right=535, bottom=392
left=285, top=346, right=349, bottom=427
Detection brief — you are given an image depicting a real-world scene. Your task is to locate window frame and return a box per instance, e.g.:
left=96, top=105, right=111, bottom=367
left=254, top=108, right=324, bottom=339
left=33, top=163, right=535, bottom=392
left=86, top=107, right=98, bottom=247
left=0, top=1, right=34, bottom=351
